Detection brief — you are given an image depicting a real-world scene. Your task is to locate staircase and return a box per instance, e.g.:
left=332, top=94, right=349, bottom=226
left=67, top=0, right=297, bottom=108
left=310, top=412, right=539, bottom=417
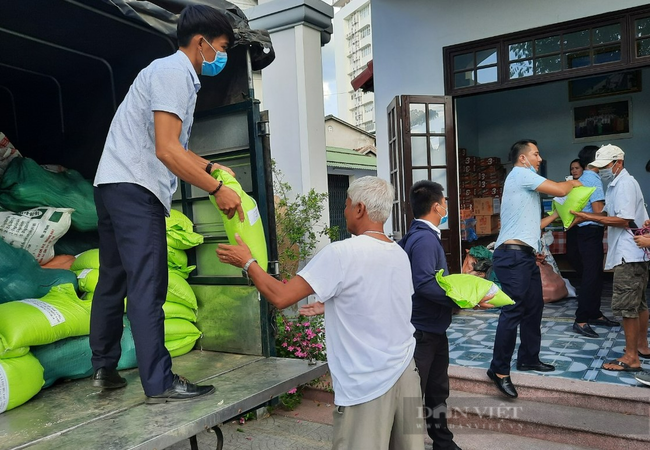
left=446, top=366, right=650, bottom=450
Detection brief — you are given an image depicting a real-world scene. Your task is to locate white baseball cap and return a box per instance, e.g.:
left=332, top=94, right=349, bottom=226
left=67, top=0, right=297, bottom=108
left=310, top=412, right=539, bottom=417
left=590, top=144, right=625, bottom=168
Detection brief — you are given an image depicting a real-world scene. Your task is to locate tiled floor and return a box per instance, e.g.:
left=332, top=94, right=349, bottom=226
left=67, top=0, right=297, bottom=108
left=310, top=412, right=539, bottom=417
left=448, top=276, right=650, bottom=387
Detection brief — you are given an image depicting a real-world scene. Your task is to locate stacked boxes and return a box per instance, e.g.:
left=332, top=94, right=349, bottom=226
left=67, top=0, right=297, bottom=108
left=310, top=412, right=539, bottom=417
left=459, top=149, right=506, bottom=236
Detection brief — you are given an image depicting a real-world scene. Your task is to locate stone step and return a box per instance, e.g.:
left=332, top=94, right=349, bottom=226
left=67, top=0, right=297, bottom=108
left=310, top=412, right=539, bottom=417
left=446, top=390, right=650, bottom=450
left=451, top=427, right=594, bottom=450
left=449, top=365, right=650, bottom=416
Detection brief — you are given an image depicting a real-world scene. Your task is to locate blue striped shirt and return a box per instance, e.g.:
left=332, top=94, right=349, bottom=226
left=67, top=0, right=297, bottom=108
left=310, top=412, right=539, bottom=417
left=94, top=51, right=201, bottom=214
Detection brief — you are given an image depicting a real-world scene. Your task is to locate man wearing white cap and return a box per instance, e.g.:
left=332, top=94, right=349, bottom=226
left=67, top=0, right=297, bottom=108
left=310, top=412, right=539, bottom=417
left=573, top=144, right=650, bottom=373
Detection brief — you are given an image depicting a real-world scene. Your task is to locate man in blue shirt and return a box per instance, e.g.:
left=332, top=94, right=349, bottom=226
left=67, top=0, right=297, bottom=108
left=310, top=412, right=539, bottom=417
left=91, top=5, right=243, bottom=403
left=488, top=140, right=581, bottom=398
left=399, top=181, right=493, bottom=450
left=567, top=146, right=618, bottom=339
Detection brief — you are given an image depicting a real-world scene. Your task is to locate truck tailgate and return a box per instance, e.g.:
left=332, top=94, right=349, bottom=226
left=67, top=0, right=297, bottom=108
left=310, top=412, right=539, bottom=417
left=1, top=351, right=327, bottom=450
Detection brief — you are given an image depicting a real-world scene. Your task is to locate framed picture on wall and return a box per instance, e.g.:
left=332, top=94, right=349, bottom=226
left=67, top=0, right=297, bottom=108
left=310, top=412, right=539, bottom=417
left=568, top=70, right=641, bottom=101
left=572, top=99, right=631, bottom=142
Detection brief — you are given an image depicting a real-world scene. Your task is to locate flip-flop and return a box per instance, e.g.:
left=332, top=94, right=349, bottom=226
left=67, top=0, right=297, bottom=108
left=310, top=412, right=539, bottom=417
left=602, top=360, right=642, bottom=372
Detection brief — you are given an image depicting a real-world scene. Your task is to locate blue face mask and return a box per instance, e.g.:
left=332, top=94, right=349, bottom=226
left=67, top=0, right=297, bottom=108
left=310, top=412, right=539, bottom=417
left=437, top=204, right=448, bottom=225
left=200, top=38, right=228, bottom=77
left=524, top=156, right=537, bottom=173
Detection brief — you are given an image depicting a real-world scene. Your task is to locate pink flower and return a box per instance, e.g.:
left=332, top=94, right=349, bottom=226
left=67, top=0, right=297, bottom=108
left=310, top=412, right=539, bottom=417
left=303, top=322, right=310, bottom=327
left=287, top=346, right=294, bottom=351
left=287, top=388, right=297, bottom=394
left=281, top=342, right=287, bottom=347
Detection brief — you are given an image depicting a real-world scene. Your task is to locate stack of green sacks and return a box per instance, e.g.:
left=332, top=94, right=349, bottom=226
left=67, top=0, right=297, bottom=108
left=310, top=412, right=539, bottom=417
left=72, top=246, right=201, bottom=357
left=0, top=283, right=89, bottom=413
left=166, top=209, right=201, bottom=278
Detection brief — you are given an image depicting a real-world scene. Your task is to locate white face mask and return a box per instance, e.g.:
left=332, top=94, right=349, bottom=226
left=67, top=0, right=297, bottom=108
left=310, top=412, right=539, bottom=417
left=600, top=161, right=618, bottom=185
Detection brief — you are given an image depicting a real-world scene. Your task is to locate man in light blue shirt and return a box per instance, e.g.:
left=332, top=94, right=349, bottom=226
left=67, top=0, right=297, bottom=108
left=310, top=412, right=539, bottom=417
left=488, top=139, right=581, bottom=399
left=574, top=144, right=649, bottom=373
left=566, top=146, right=618, bottom=340
left=90, top=5, right=243, bottom=404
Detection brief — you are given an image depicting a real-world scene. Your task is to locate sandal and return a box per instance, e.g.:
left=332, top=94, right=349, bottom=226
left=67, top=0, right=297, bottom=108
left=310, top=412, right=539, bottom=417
left=602, top=360, right=642, bottom=372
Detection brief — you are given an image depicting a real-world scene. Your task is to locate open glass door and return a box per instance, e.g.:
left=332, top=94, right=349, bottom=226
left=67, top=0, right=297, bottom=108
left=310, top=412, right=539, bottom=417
left=388, top=95, right=461, bottom=272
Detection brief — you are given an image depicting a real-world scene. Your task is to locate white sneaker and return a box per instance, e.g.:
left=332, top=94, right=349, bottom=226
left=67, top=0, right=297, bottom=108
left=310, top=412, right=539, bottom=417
left=635, top=371, right=650, bottom=387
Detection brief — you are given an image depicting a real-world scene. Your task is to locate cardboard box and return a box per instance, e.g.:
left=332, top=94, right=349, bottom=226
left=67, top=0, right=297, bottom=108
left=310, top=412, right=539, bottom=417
left=460, top=209, right=474, bottom=220
left=475, top=214, right=500, bottom=235
left=479, top=156, right=501, bottom=166
left=461, top=156, right=479, bottom=165
left=460, top=164, right=477, bottom=173
left=473, top=197, right=501, bottom=215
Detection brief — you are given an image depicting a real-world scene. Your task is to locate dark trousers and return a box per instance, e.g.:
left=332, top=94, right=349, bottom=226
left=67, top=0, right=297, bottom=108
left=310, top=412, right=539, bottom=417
left=414, top=330, right=455, bottom=448
left=490, top=248, right=543, bottom=375
left=566, top=225, right=605, bottom=323
left=90, top=183, right=173, bottom=396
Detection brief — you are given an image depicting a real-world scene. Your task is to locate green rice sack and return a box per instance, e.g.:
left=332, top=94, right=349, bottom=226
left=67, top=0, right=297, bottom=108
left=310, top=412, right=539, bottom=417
left=0, top=238, right=78, bottom=305
left=0, top=283, right=91, bottom=357
left=165, top=209, right=204, bottom=250
left=209, top=170, right=268, bottom=272
left=166, top=272, right=198, bottom=310
left=32, top=315, right=137, bottom=388
left=434, top=270, right=514, bottom=308
left=167, top=246, right=195, bottom=279
left=166, top=339, right=198, bottom=358
left=164, top=318, right=201, bottom=357
left=163, top=302, right=198, bottom=322
left=0, top=352, right=44, bottom=413
left=70, top=248, right=99, bottom=271
left=552, top=186, right=597, bottom=229
left=74, top=268, right=99, bottom=293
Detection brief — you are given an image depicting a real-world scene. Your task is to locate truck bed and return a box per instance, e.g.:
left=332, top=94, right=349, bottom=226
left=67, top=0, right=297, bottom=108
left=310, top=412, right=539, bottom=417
left=1, top=351, right=327, bottom=450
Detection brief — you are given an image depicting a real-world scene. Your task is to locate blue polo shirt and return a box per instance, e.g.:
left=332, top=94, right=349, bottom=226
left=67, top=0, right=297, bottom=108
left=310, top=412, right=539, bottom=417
left=94, top=50, right=201, bottom=214
left=495, top=166, right=546, bottom=252
left=577, top=169, right=605, bottom=227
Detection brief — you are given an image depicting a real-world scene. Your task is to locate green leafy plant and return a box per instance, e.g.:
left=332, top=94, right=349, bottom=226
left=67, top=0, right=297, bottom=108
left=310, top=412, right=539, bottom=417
left=272, top=160, right=338, bottom=281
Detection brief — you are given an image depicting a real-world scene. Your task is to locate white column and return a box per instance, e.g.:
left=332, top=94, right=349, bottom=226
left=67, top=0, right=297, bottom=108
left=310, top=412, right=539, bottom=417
left=248, top=0, right=333, bottom=203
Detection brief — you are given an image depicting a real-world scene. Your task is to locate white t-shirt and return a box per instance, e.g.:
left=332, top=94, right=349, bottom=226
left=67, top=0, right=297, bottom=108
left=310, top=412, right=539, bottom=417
left=298, top=235, right=416, bottom=406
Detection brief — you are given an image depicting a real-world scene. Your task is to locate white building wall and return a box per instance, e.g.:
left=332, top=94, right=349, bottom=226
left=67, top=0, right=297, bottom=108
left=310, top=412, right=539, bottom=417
left=371, top=0, right=650, bottom=229
left=334, top=0, right=375, bottom=132
left=325, top=118, right=375, bottom=149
